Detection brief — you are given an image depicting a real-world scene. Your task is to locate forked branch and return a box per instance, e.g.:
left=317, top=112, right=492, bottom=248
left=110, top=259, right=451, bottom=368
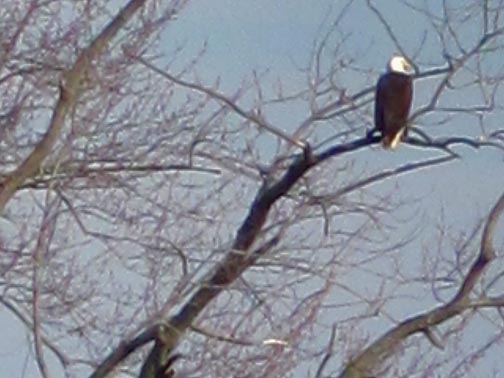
left=339, top=190, right=504, bottom=378
left=0, top=0, right=149, bottom=212
left=90, top=131, right=463, bottom=378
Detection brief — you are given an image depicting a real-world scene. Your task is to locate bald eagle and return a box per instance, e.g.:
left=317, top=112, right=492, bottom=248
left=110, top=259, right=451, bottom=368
left=375, top=56, right=413, bottom=149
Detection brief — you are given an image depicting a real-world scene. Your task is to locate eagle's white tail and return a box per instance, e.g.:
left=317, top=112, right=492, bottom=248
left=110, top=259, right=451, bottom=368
left=382, top=128, right=405, bottom=149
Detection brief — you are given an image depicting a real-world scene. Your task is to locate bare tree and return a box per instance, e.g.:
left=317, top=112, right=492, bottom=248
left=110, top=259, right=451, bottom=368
left=1, top=1, right=504, bottom=378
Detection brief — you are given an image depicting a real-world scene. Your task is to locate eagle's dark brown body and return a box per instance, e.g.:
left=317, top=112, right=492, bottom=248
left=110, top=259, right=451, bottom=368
left=375, top=72, right=413, bottom=149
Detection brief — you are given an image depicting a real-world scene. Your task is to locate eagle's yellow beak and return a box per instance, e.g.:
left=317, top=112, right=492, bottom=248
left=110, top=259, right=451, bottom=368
left=402, top=59, right=413, bottom=73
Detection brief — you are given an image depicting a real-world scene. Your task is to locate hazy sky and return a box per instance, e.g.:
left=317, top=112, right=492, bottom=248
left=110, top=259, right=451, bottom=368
left=3, top=1, right=504, bottom=377
left=169, top=0, right=504, bottom=226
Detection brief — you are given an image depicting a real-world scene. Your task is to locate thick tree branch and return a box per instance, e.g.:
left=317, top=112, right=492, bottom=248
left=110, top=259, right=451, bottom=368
left=87, top=13, right=504, bottom=378
left=339, top=190, right=504, bottom=378
left=0, top=0, right=148, bottom=212
left=90, top=131, right=464, bottom=377
left=90, top=136, right=371, bottom=378
left=91, top=127, right=496, bottom=377
left=88, top=324, right=163, bottom=378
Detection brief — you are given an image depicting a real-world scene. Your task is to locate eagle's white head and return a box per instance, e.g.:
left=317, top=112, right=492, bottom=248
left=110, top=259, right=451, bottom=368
left=388, top=55, right=412, bottom=75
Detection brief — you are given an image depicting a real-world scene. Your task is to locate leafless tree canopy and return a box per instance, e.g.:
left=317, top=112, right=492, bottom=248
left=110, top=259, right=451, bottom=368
left=1, top=1, right=504, bottom=378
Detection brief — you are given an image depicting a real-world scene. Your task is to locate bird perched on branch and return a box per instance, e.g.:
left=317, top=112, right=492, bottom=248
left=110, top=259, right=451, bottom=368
left=374, top=55, right=414, bottom=149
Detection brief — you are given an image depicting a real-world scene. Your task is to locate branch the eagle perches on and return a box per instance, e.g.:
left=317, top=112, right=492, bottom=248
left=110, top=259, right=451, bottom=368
left=89, top=126, right=503, bottom=378
left=90, top=56, right=504, bottom=377
left=1, top=0, right=503, bottom=377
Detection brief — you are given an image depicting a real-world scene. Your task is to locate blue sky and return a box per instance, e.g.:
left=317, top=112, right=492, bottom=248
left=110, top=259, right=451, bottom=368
left=2, top=1, right=504, bottom=377
left=162, top=1, right=504, bottom=376
left=168, top=0, right=503, bottom=215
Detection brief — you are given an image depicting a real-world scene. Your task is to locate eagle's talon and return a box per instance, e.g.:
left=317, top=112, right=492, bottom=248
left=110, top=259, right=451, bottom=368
left=366, top=128, right=378, bottom=140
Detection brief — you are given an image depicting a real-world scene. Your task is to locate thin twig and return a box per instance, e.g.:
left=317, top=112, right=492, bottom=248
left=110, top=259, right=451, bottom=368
left=315, top=324, right=337, bottom=378
left=133, top=55, right=307, bottom=151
